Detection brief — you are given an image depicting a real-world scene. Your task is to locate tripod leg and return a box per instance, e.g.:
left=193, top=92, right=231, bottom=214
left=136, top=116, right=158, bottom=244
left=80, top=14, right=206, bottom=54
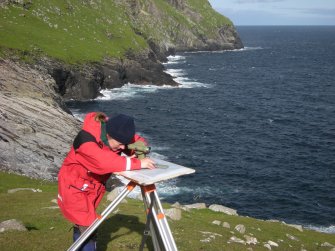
left=141, top=185, right=177, bottom=251
left=73, top=226, right=97, bottom=251
left=67, top=181, right=137, bottom=251
left=151, top=189, right=178, bottom=251
left=139, top=198, right=154, bottom=251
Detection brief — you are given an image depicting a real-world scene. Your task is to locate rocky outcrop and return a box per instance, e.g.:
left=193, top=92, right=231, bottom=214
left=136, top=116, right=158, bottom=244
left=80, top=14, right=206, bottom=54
left=48, top=56, right=178, bottom=101
left=1, top=0, right=243, bottom=101
left=0, top=0, right=244, bottom=180
left=209, top=204, right=238, bottom=215
left=123, top=0, right=243, bottom=54
left=0, top=59, right=80, bottom=180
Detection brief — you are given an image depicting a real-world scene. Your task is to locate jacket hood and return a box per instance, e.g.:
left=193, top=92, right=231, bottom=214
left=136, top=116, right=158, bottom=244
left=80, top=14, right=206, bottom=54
left=82, top=112, right=106, bottom=144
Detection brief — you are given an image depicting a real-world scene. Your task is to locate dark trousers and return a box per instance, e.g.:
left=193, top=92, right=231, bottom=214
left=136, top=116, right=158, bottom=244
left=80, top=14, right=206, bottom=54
left=73, top=225, right=97, bottom=251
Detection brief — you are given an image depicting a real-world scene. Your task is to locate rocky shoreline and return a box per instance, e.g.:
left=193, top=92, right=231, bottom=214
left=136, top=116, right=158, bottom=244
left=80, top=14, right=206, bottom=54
left=0, top=0, right=244, bottom=180
left=0, top=49, right=183, bottom=181
left=0, top=51, right=184, bottom=180
left=48, top=54, right=179, bottom=101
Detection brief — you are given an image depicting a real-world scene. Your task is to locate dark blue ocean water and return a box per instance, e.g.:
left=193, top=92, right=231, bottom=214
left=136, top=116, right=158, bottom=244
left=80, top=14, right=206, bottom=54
left=67, top=26, right=335, bottom=232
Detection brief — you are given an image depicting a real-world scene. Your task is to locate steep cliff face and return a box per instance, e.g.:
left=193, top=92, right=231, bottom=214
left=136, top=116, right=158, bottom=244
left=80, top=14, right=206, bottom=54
left=122, top=0, right=243, bottom=56
left=0, top=0, right=243, bottom=100
left=48, top=56, right=178, bottom=100
left=0, top=0, right=244, bottom=180
left=0, top=59, right=81, bottom=180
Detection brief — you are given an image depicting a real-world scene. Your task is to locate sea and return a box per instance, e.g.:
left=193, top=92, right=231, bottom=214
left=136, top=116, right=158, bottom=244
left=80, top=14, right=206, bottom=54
left=66, top=26, right=335, bottom=233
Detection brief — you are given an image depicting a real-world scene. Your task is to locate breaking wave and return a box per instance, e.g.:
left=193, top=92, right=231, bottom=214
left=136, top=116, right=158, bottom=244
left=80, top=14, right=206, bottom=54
left=306, top=225, right=335, bottom=234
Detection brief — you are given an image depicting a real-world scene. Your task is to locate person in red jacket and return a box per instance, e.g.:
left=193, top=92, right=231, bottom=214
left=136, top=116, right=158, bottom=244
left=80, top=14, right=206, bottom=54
left=58, top=112, right=155, bottom=251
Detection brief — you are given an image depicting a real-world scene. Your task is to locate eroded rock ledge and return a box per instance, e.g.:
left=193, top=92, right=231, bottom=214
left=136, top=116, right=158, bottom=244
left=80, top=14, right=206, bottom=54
left=0, top=59, right=80, bottom=180
left=0, top=56, right=177, bottom=180
left=47, top=54, right=178, bottom=101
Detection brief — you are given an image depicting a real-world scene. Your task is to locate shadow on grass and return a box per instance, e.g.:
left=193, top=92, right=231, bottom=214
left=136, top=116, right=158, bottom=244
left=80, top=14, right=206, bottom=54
left=25, top=223, right=39, bottom=231
left=98, top=214, right=154, bottom=251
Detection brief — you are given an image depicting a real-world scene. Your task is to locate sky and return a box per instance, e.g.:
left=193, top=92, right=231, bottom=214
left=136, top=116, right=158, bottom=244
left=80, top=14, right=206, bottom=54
left=208, top=0, right=335, bottom=25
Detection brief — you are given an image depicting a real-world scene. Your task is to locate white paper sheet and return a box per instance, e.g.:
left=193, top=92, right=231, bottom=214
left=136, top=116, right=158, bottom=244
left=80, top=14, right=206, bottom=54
left=115, top=157, right=195, bottom=185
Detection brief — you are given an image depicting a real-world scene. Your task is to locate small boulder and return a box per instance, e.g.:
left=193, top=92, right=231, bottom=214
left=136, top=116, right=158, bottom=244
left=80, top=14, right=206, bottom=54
left=209, top=204, right=237, bottom=215
left=228, top=236, right=246, bottom=245
left=286, top=224, right=303, bottom=232
left=212, top=220, right=221, bottom=226
left=244, top=235, right=258, bottom=245
left=222, top=222, right=230, bottom=229
left=200, top=231, right=222, bottom=243
left=264, top=243, right=272, bottom=250
left=106, top=187, right=120, bottom=202
left=182, top=203, right=206, bottom=210
left=171, top=202, right=182, bottom=209
left=267, top=240, right=279, bottom=247
left=164, top=208, right=182, bottom=221
left=235, top=224, right=246, bottom=234
left=321, top=242, right=334, bottom=247
left=286, top=233, right=299, bottom=241
left=0, top=219, right=27, bottom=232
left=266, top=219, right=281, bottom=223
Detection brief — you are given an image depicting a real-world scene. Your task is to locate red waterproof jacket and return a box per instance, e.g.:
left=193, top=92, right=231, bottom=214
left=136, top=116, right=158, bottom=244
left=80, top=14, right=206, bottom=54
left=57, top=112, right=143, bottom=226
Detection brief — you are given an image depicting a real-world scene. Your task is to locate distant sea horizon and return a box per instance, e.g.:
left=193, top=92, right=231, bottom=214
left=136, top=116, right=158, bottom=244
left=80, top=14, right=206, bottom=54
left=67, top=26, right=335, bottom=233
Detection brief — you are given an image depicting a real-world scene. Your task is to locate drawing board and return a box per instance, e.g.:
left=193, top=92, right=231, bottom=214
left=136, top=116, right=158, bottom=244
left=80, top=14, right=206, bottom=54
left=115, top=157, right=195, bottom=185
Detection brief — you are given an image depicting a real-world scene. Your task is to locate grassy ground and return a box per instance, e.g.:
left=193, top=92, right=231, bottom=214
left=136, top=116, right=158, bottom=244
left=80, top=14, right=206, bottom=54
left=0, top=1, right=147, bottom=63
left=0, top=171, right=334, bottom=251
left=0, top=0, right=232, bottom=64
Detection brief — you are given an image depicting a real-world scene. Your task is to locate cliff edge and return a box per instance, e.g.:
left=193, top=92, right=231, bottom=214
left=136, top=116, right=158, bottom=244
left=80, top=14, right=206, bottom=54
left=0, top=59, right=80, bottom=180
left=0, top=0, right=243, bottom=100
left=0, top=0, right=243, bottom=180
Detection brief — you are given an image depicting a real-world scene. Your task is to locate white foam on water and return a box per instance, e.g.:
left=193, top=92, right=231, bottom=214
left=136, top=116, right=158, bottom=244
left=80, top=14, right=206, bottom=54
left=118, top=179, right=193, bottom=201
left=115, top=179, right=186, bottom=201
left=241, top=46, right=263, bottom=51
left=164, top=68, right=186, bottom=77
left=95, top=71, right=207, bottom=102
left=164, top=55, right=186, bottom=65
left=306, top=225, right=335, bottom=234
left=157, top=183, right=213, bottom=202
left=184, top=46, right=263, bottom=54
left=71, top=110, right=85, bottom=121
left=96, top=83, right=175, bottom=101
left=166, top=55, right=186, bottom=61
left=164, top=55, right=209, bottom=88
left=174, top=77, right=208, bottom=88
left=93, top=53, right=208, bottom=101
left=175, top=77, right=209, bottom=88
left=163, top=60, right=186, bottom=65
left=164, top=68, right=208, bottom=88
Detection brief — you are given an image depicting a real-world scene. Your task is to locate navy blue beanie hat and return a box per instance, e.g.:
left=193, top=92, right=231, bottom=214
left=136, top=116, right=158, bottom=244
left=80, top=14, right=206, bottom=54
left=106, top=114, right=135, bottom=145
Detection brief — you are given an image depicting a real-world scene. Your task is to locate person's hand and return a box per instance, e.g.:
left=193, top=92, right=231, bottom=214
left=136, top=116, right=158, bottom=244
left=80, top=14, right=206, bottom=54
left=140, top=157, right=156, bottom=169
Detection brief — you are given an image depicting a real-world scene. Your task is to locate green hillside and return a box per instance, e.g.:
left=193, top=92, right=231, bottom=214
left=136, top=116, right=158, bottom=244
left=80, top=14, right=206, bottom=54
left=0, top=1, right=147, bottom=63
left=0, top=0, right=233, bottom=63
left=0, top=171, right=334, bottom=251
